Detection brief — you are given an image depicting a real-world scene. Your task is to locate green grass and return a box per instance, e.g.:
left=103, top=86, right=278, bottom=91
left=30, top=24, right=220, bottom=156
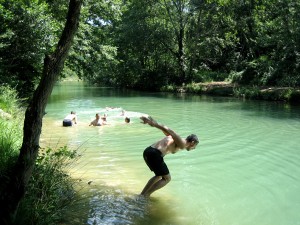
left=0, top=85, right=23, bottom=181
left=0, top=119, right=22, bottom=174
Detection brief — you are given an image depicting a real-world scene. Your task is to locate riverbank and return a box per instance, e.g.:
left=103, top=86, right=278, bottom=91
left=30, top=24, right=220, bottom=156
left=163, top=82, right=300, bottom=103
left=60, top=79, right=300, bottom=103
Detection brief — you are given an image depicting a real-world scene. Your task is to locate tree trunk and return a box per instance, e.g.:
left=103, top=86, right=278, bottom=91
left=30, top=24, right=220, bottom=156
left=177, top=18, right=186, bottom=83
left=0, top=0, right=82, bottom=224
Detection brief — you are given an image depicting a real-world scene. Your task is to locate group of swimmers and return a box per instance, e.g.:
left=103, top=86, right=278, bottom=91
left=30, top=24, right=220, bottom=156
left=62, top=108, right=130, bottom=127
left=62, top=110, right=200, bottom=197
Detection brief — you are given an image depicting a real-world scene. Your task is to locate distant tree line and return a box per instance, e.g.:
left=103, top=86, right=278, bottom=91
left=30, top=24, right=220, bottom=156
left=1, top=0, right=300, bottom=97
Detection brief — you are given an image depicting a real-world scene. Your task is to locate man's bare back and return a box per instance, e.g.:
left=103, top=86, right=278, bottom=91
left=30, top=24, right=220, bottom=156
left=151, top=136, right=182, bottom=156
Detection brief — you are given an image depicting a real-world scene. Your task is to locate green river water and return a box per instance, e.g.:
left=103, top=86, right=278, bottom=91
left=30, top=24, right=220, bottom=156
left=41, top=82, right=300, bottom=225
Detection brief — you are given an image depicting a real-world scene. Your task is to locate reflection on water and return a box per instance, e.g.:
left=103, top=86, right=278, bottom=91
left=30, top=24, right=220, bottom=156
left=43, top=82, right=300, bottom=225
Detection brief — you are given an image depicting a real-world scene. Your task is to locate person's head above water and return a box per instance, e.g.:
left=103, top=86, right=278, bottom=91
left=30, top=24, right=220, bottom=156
left=185, top=134, right=199, bottom=151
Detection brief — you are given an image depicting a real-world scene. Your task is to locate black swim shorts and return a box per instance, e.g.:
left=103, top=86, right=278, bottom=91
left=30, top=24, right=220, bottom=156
left=143, top=146, right=169, bottom=176
left=63, top=119, right=72, bottom=127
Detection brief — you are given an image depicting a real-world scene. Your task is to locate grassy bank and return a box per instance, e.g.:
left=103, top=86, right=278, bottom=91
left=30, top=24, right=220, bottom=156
left=161, top=82, right=300, bottom=103
left=0, top=86, right=78, bottom=225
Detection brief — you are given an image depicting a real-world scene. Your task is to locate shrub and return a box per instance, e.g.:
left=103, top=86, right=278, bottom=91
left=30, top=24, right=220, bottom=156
left=15, top=146, right=78, bottom=225
left=0, top=85, right=21, bottom=115
left=193, top=70, right=228, bottom=83
left=161, top=85, right=177, bottom=92
left=185, top=82, right=203, bottom=94
left=233, top=86, right=261, bottom=99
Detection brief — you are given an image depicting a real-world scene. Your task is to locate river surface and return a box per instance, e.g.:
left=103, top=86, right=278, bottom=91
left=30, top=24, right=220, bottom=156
left=41, top=82, right=300, bottom=225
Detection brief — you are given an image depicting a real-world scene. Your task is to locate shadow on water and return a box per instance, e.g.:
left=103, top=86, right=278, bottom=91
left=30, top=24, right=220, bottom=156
left=62, top=183, right=182, bottom=225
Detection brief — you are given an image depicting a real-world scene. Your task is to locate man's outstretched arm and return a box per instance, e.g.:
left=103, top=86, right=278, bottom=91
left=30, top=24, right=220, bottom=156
left=140, top=116, right=185, bottom=149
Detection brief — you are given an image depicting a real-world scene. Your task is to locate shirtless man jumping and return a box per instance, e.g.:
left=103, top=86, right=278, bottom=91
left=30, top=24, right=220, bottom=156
left=140, top=115, right=199, bottom=197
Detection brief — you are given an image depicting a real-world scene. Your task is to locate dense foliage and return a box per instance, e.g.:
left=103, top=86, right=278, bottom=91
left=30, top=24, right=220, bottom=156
left=1, top=0, right=300, bottom=97
left=0, top=0, right=61, bottom=97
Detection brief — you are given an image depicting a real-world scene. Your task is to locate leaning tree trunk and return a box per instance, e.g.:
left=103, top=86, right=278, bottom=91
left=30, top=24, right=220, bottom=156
left=0, top=0, right=83, bottom=224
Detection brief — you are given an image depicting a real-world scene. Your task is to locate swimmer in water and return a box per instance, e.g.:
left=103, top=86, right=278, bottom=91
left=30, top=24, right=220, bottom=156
left=63, top=111, right=77, bottom=127
left=89, top=113, right=101, bottom=126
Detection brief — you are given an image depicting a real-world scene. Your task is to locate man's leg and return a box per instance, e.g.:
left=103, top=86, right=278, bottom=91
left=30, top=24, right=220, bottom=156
left=141, top=174, right=171, bottom=197
left=141, top=176, right=161, bottom=196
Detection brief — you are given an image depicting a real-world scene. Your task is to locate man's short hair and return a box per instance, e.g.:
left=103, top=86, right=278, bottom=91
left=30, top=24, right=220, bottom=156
left=186, top=134, right=199, bottom=144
